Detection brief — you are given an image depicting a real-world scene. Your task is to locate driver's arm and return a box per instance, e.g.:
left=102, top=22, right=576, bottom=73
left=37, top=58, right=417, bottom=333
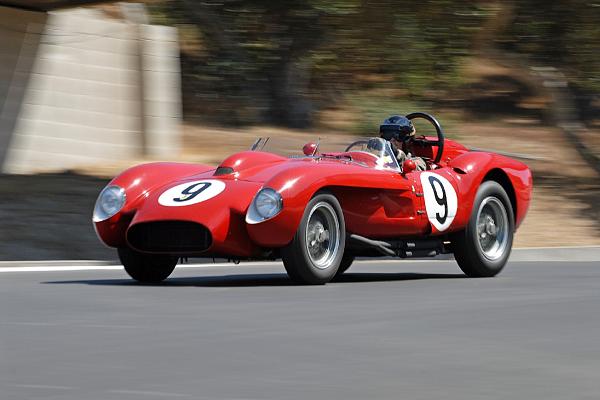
left=390, top=141, right=406, bottom=163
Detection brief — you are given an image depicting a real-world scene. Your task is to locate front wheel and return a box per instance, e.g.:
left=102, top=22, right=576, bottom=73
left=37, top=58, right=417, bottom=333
left=118, top=247, right=178, bottom=283
left=452, top=181, right=514, bottom=277
left=281, top=193, right=346, bottom=284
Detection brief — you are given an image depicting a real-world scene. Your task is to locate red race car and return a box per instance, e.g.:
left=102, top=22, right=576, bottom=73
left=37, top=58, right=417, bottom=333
left=93, top=113, right=532, bottom=284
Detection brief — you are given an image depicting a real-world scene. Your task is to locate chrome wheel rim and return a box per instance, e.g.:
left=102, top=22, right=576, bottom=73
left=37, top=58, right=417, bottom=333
left=305, top=202, right=340, bottom=269
left=476, top=197, right=509, bottom=261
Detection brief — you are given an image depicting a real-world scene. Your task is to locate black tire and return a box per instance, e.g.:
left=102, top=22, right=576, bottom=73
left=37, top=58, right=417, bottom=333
left=452, top=181, right=514, bottom=277
left=281, top=193, right=346, bottom=284
left=118, top=247, right=178, bottom=283
left=335, top=252, right=355, bottom=277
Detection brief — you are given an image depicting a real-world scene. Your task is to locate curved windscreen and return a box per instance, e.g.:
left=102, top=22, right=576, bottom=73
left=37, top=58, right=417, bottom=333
left=250, top=136, right=400, bottom=171
left=343, top=137, right=400, bottom=171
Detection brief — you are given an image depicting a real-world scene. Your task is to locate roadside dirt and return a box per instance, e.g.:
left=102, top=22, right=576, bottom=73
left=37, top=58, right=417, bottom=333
left=456, top=120, right=600, bottom=247
left=0, top=173, right=114, bottom=261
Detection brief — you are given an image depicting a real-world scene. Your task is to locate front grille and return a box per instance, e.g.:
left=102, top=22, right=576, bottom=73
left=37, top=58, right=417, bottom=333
left=127, top=221, right=212, bottom=253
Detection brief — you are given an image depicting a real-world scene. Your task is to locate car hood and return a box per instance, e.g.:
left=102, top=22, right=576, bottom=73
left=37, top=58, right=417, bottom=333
left=216, top=150, right=387, bottom=184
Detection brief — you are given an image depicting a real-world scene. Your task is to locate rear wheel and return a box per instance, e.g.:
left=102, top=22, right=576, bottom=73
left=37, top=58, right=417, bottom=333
left=118, top=247, right=178, bottom=283
left=452, top=181, right=514, bottom=277
left=281, top=194, right=346, bottom=284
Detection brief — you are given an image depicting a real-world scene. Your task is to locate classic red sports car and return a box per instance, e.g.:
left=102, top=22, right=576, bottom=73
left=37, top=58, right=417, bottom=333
left=93, top=113, right=532, bottom=284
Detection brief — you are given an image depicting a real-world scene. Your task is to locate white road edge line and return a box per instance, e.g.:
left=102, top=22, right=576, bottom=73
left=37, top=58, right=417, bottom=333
left=0, top=259, right=455, bottom=273
left=0, top=265, right=124, bottom=273
left=513, top=245, right=600, bottom=250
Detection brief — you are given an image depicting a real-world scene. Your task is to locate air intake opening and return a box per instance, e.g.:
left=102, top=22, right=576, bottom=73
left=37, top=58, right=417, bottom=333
left=127, top=221, right=212, bottom=254
left=214, top=166, right=234, bottom=176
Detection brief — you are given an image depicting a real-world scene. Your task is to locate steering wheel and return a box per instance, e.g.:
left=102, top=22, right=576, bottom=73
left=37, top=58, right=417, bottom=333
left=405, top=112, right=445, bottom=164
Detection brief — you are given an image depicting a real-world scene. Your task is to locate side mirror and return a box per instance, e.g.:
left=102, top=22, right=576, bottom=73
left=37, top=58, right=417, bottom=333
left=402, top=159, right=416, bottom=175
left=303, top=142, right=318, bottom=156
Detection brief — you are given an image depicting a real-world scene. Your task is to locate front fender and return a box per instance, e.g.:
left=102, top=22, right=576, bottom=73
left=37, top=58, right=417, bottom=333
left=94, top=162, right=215, bottom=247
left=246, top=162, right=411, bottom=247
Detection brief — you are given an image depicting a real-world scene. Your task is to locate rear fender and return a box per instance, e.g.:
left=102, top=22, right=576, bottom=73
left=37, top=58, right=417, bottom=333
left=448, top=152, right=532, bottom=230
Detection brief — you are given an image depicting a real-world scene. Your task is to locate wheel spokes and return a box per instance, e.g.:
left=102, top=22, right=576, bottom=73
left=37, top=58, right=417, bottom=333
left=304, top=202, right=340, bottom=269
left=476, top=197, right=509, bottom=261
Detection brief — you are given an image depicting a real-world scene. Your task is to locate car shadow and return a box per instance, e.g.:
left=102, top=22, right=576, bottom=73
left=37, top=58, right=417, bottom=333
left=43, top=272, right=465, bottom=287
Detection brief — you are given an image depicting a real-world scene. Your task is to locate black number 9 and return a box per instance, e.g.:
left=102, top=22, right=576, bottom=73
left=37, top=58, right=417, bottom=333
left=428, top=176, right=448, bottom=224
left=173, top=182, right=211, bottom=202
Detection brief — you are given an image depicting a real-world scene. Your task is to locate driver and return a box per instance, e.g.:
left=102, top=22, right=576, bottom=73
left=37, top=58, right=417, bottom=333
left=379, top=115, right=427, bottom=171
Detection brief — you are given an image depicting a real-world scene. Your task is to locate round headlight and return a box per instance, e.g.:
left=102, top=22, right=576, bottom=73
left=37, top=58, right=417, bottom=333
left=246, top=187, right=283, bottom=224
left=255, top=188, right=283, bottom=219
left=93, top=185, right=126, bottom=222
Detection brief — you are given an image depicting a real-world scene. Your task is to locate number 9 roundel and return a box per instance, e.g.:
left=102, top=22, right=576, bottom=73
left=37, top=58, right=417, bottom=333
left=419, top=172, right=458, bottom=232
left=159, top=180, right=226, bottom=207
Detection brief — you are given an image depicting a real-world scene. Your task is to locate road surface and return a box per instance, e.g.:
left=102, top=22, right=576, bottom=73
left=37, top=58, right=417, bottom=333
left=1, top=259, right=599, bottom=400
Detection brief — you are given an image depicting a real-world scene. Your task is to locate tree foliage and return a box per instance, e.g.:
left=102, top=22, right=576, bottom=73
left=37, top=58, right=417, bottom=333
left=149, top=1, right=600, bottom=127
left=500, top=1, right=600, bottom=93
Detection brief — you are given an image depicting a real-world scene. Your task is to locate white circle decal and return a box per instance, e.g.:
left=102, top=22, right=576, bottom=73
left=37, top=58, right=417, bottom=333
left=158, top=180, right=225, bottom=207
left=420, top=172, right=458, bottom=232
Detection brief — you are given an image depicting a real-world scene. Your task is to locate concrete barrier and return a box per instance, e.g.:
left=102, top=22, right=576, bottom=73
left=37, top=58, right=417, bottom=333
left=0, top=6, right=182, bottom=173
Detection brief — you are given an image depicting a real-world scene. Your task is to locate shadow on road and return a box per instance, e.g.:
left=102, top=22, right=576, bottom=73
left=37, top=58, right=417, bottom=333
left=44, top=272, right=465, bottom=287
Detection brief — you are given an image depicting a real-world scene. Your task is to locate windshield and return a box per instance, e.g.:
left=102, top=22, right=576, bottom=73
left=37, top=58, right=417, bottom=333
left=343, top=138, right=400, bottom=170
left=250, top=136, right=400, bottom=171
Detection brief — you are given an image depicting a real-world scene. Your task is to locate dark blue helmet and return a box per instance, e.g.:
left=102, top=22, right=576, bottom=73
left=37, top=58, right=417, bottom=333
left=379, top=115, right=414, bottom=142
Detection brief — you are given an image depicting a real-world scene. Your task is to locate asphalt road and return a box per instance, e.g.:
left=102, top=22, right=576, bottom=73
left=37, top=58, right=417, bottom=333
left=1, top=259, right=600, bottom=400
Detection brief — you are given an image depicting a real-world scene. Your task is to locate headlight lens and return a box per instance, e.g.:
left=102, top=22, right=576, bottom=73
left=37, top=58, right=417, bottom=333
left=93, top=185, right=126, bottom=222
left=255, top=188, right=282, bottom=219
left=246, top=187, right=282, bottom=224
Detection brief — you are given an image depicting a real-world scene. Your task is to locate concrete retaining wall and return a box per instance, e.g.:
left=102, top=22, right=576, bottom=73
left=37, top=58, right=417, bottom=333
left=0, top=6, right=181, bottom=173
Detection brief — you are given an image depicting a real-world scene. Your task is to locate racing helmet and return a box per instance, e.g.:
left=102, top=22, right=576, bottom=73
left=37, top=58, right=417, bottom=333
left=379, top=115, right=415, bottom=142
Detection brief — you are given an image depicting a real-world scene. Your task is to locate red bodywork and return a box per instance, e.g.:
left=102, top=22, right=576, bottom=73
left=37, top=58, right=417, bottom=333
left=94, top=138, right=532, bottom=259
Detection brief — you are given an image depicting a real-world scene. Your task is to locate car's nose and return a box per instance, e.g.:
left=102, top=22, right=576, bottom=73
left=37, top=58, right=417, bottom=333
left=125, top=179, right=263, bottom=257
